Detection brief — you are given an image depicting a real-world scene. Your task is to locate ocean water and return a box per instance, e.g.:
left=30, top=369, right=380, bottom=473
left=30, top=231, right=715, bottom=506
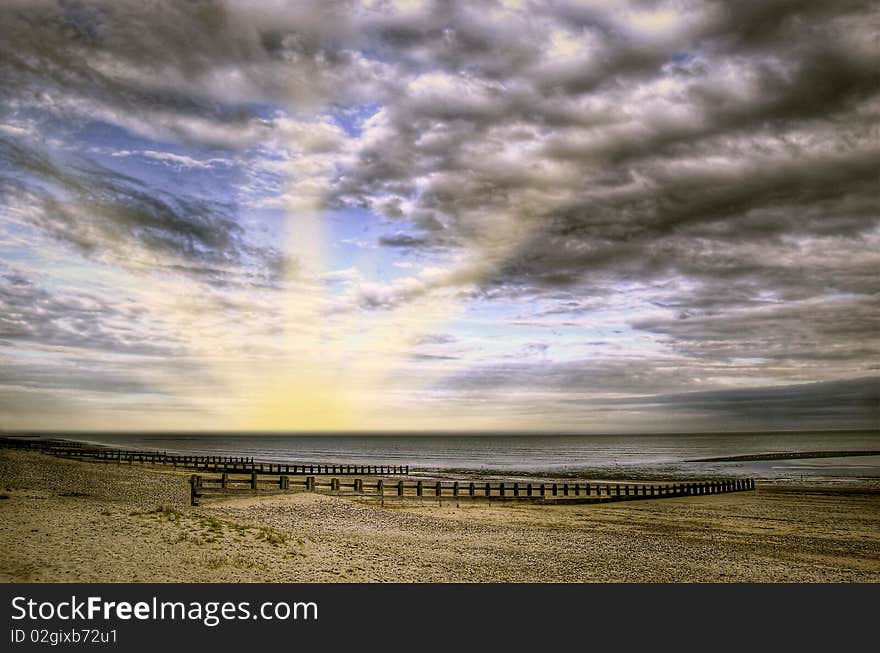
left=51, top=430, right=880, bottom=488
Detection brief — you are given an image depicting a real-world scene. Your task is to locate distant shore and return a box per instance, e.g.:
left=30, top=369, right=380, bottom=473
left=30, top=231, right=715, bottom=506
left=2, top=448, right=878, bottom=582
left=688, top=450, right=880, bottom=462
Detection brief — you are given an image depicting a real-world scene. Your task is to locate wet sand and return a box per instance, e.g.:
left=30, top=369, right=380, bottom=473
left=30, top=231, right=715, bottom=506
left=1, top=449, right=878, bottom=582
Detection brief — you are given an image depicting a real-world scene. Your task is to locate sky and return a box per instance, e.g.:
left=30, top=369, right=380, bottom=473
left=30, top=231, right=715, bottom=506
left=0, top=0, right=878, bottom=433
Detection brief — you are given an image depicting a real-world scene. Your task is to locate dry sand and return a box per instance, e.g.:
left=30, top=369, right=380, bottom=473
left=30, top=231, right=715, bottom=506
left=1, top=449, right=878, bottom=582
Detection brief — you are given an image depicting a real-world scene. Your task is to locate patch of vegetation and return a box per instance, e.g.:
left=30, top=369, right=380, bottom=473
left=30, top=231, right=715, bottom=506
left=198, top=515, right=224, bottom=533
left=255, top=527, right=287, bottom=547
left=131, top=504, right=290, bottom=553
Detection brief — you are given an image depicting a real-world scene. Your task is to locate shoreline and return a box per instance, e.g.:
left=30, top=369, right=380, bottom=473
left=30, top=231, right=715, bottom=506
left=2, top=449, right=879, bottom=583
left=5, top=434, right=878, bottom=488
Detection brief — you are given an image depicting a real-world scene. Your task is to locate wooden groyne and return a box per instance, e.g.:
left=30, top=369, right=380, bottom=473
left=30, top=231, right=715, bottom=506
left=189, top=473, right=755, bottom=506
left=0, top=437, right=408, bottom=476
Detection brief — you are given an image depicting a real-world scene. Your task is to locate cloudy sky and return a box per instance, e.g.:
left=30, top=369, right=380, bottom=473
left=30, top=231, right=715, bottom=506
left=1, top=0, right=878, bottom=433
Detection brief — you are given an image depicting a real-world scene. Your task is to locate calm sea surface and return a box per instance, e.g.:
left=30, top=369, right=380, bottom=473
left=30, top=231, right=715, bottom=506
left=49, top=430, right=880, bottom=488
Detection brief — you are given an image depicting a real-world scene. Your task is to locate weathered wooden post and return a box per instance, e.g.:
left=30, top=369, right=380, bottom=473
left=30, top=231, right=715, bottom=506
left=453, top=481, right=459, bottom=497
left=377, top=479, right=384, bottom=496
left=540, top=483, right=546, bottom=497
left=398, top=480, right=405, bottom=496
left=469, top=481, right=476, bottom=496
left=251, top=472, right=258, bottom=490
left=190, top=475, right=202, bottom=506
left=331, top=478, right=340, bottom=492
left=416, top=481, right=423, bottom=497
left=615, top=485, right=621, bottom=498
left=435, top=481, right=442, bottom=497
left=527, top=483, right=533, bottom=497
left=306, top=476, right=315, bottom=491
left=513, top=482, right=519, bottom=497
left=551, top=483, right=558, bottom=496
left=354, top=479, right=363, bottom=493
left=485, top=482, right=491, bottom=497
left=585, top=483, right=591, bottom=496
left=499, top=482, right=506, bottom=497
left=562, top=483, right=569, bottom=497
left=221, top=473, right=228, bottom=489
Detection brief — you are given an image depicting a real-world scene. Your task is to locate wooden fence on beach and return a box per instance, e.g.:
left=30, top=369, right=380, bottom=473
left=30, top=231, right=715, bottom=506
left=189, top=473, right=755, bottom=506
left=0, top=437, right=408, bottom=476
left=0, top=437, right=756, bottom=508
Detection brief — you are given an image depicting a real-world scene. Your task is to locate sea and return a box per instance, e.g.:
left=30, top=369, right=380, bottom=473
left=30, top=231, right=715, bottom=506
left=41, top=429, right=880, bottom=489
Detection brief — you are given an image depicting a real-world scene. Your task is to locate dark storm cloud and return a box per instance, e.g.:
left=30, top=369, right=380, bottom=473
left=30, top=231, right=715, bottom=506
left=335, top=2, right=879, bottom=266
left=0, top=265, right=181, bottom=355
left=323, top=0, right=880, bottom=385
left=602, top=377, right=880, bottom=430
left=633, top=295, right=880, bottom=366
left=0, top=360, right=158, bottom=395
left=442, top=359, right=878, bottom=429
left=454, top=357, right=703, bottom=396
left=0, top=0, right=390, bottom=145
left=0, top=0, right=373, bottom=291
left=378, top=232, right=431, bottom=248
left=0, top=136, right=289, bottom=286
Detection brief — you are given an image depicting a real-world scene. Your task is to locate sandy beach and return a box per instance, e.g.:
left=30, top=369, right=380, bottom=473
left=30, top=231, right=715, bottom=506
left=1, top=448, right=878, bottom=583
